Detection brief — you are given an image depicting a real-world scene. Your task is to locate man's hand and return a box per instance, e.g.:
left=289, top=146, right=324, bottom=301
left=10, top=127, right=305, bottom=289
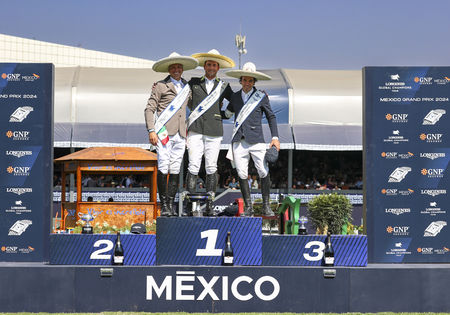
left=149, top=131, right=158, bottom=146
left=270, top=138, right=280, bottom=151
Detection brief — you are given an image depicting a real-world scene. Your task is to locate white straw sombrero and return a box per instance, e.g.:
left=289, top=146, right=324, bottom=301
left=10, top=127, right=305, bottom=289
left=152, top=52, right=199, bottom=73
left=226, top=62, right=271, bottom=80
left=191, top=49, right=235, bottom=68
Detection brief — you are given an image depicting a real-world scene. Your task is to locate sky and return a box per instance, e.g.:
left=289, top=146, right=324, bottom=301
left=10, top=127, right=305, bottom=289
left=1, top=0, right=449, bottom=70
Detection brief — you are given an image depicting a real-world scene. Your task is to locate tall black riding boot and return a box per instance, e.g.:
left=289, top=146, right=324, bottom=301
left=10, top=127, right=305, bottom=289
left=261, top=174, right=275, bottom=216
left=204, top=173, right=217, bottom=216
left=157, top=171, right=170, bottom=216
left=238, top=178, right=253, bottom=217
left=184, top=172, right=198, bottom=216
left=167, top=174, right=179, bottom=217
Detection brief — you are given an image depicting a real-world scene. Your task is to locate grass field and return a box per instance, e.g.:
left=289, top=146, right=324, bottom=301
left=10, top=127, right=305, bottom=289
left=2, top=313, right=450, bottom=315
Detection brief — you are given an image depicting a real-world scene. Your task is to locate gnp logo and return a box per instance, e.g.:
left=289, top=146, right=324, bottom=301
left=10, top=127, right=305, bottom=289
left=386, top=225, right=410, bottom=236
left=7, top=166, right=31, bottom=176
left=420, top=133, right=443, bottom=143
left=421, top=168, right=444, bottom=178
left=417, top=247, right=433, bottom=254
left=414, top=76, right=433, bottom=85
left=1, top=246, right=18, bottom=254
left=6, top=130, right=30, bottom=141
left=381, top=188, right=414, bottom=196
left=381, top=151, right=413, bottom=159
left=146, top=271, right=280, bottom=301
left=1, top=73, right=20, bottom=81
left=385, top=113, right=408, bottom=123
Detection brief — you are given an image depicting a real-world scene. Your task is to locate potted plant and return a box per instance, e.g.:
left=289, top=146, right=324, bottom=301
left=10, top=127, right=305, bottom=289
left=307, top=193, right=353, bottom=234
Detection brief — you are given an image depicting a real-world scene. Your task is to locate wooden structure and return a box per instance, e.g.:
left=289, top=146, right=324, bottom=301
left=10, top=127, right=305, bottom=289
left=54, top=147, right=158, bottom=232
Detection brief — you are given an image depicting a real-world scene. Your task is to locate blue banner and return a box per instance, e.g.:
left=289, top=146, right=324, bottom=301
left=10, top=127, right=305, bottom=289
left=0, top=63, right=53, bottom=262
left=364, top=67, right=450, bottom=262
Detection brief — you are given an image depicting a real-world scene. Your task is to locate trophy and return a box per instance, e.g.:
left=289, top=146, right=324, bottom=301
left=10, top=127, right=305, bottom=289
left=298, top=216, right=308, bottom=235
left=78, top=212, right=97, bottom=234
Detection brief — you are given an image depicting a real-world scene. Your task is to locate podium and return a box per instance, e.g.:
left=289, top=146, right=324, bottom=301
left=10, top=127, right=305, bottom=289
left=50, top=217, right=367, bottom=266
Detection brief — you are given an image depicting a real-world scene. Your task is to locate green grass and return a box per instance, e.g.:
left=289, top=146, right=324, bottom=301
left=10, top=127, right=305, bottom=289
left=2, top=313, right=450, bottom=315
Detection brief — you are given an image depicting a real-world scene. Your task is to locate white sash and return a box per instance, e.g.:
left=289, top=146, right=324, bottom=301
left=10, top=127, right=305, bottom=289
left=226, top=90, right=266, bottom=162
left=187, top=80, right=224, bottom=128
left=154, top=84, right=190, bottom=134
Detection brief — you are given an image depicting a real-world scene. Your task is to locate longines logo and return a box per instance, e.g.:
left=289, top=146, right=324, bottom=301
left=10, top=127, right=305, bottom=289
left=383, top=130, right=409, bottom=144
left=6, top=166, right=31, bottom=176
left=421, top=189, right=446, bottom=197
left=420, top=133, right=443, bottom=143
left=421, top=201, right=446, bottom=216
left=5, top=200, right=32, bottom=214
left=378, top=74, right=412, bottom=92
left=385, top=113, right=408, bottom=123
left=386, top=241, right=411, bottom=256
left=5, top=150, right=32, bottom=158
left=6, top=130, right=30, bottom=141
left=386, top=225, right=410, bottom=236
left=421, top=168, right=445, bottom=178
left=6, top=187, right=32, bottom=195
left=420, top=152, right=446, bottom=160
left=146, top=271, right=280, bottom=301
left=385, top=208, right=411, bottom=215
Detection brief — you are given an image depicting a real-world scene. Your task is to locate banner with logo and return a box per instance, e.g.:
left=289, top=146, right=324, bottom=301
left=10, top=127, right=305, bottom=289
left=364, top=67, right=450, bottom=262
left=0, top=63, right=53, bottom=261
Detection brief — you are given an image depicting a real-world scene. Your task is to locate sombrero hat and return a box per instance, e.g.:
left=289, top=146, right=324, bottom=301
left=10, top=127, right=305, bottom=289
left=191, top=49, right=235, bottom=68
left=226, top=62, right=271, bottom=80
left=152, top=52, right=198, bottom=73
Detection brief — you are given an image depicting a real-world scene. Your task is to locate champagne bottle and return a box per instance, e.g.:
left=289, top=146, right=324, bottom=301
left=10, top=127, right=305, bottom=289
left=323, top=231, right=335, bottom=266
left=113, top=232, right=124, bottom=265
left=222, top=231, right=234, bottom=266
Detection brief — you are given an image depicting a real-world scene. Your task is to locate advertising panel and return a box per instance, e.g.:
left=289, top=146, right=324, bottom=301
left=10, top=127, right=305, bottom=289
left=0, top=63, right=53, bottom=262
left=364, top=67, right=450, bottom=262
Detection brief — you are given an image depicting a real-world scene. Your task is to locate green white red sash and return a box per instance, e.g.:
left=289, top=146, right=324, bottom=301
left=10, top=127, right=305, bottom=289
left=154, top=84, right=190, bottom=145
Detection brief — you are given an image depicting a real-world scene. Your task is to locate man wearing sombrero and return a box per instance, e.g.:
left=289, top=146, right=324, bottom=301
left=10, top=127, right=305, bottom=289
left=225, top=62, right=280, bottom=217
left=145, top=52, right=198, bottom=216
left=186, top=49, right=235, bottom=216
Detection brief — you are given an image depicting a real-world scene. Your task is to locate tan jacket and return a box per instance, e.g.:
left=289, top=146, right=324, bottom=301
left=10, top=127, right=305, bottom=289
left=144, top=75, right=191, bottom=138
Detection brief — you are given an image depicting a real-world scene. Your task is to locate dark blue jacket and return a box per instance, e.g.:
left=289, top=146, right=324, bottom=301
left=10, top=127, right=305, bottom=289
left=227, top=87, right=278, bottom=144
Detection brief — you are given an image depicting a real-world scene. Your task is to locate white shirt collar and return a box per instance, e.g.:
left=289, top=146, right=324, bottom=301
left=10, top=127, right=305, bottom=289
left=170, top=77, right=183, bottom=85
left=241, top=88, right=253, bottom=103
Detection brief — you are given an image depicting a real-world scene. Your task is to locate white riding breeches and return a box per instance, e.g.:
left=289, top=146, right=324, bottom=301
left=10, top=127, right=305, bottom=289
left=156, top=132, right=185, bottom=174
left=187, top=131, right=222, bottom=175
left=232, top=140, right=268, bottom=179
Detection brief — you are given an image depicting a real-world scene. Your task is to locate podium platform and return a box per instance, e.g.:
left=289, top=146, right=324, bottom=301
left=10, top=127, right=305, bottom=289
left=50, top=217, right=367, bottom=266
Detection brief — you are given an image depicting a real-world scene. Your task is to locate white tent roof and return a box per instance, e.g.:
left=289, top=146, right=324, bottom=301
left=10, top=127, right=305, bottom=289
left=282, top=69, right=362, bottom=150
